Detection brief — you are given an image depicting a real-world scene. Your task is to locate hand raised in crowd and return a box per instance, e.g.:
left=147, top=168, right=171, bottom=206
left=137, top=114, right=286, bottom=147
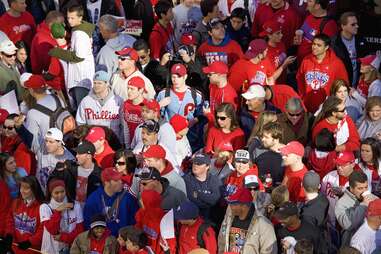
left=178, top=49, right=192, bottom=63
left=14, top=114, right=26, bottom=128
left=159, top=96, right=172, bottom=108
left=55, top=202, right=74, bottom=212
left=160, top=52, right=171, bottom=66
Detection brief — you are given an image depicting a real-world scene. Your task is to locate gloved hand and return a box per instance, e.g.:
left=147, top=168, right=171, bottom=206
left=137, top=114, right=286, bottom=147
left=17, top=240, right=31, bottom=250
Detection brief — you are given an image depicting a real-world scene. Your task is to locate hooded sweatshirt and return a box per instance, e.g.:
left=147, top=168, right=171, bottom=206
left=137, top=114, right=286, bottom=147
left=135, top=190, right=176, bottom=254
left=76, top=89, right=123, bottom=141
left=96, top=33, right=136, bottom=74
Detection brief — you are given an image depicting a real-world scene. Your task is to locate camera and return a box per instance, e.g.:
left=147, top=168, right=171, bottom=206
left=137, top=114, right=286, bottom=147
left=169, top=45, right=195, bottom=64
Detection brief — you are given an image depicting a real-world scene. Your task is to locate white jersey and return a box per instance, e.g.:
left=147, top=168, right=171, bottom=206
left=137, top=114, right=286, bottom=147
left=350, top=220, right=377, bottom=254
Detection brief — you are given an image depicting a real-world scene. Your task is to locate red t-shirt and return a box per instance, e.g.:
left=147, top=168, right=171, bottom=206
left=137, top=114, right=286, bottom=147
left=209, top=83, right=238, bottom=113
left=269, top=84, right=304, bottom=112
left=197, top=39, right=244, bottom=67
left=267, top=42, right=287, bottom=74
left=225, top=167, right=265, bottom=195
left=284, top=165, right=308, bottom=202
left=0, top=11, right=36, bottom=47
left=228, top=59, right=273, bottom=92
left=149, top=22, right=174, bottom=60
left=123, top=99, right=146, bottom=143
left=205, top=126, right=245, bottom=154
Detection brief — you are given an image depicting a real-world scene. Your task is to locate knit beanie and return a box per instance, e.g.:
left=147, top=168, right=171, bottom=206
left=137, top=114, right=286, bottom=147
left=51, top=23, right=66, bottom=39
left=169, top=114, right=188, bottom=133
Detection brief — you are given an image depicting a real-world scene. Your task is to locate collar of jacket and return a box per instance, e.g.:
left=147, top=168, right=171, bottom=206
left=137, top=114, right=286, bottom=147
left=72, top=21, right=96, bottom=38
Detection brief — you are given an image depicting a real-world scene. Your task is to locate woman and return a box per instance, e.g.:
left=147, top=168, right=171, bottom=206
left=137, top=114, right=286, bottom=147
left=357, top=138, right=381, bottom=194
left=351, top=54, right=381, bottom=107
left=357, top=96, right=381, bottom=140
left=15, top=41, right=29, bottom=74
left=5, top=176, right=45, bottom=254
left=247, top=111, right=277, bottom=148
left=40, top=178, right=84, bottom=254
left=205, top=103, right=245, bottom=154
left=0, top=153, right=27, bottom=199
left=114, top=149, right=137, bottom=189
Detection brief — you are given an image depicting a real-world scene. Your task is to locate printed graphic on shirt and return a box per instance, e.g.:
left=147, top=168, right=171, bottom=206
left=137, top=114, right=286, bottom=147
left=14, top=212, right=37, bottom=234
left=179, top=20, right=197, bottom=38
left=205, top=52, right=228, bottom=65
left=249, top=70, right=267, bottom=85
left=184, top=103, right=195, bottom=116
left=76, top=176, right=89, bottom=203
left=12, top=24, right=32, bottom=34
left=225, top=183, right=237, bottom=197
left=124, top=111, right=143, bottom=124
left=143, top=225, right=159, bottom=240
left=304, top=71, right=329, bottom=90
left=274, top=52, right=287, bottom=68
left=229, top=226, right=247, bottom=253
left=85, top=108, right=120, bottom=120
left=38, top=166, right=53, bottom=191
left=300, top=22, right=316, bottom=42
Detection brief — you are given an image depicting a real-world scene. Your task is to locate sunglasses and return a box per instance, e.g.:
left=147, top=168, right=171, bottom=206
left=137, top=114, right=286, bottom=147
left=115, top=161, right=126, bottom=166
left=287, top=111, right=303, bottom=117
left=3, top=53, right=16, bottom=58
left=4, top=126, right=15, bottom=130
left=216, top=116, right=227, bottom=121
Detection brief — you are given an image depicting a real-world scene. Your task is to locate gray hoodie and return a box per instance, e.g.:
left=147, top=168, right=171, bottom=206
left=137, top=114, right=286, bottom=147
left=96, top=33, right=136, bottom=73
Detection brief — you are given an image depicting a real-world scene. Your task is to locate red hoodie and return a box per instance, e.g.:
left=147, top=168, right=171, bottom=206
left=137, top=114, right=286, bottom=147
left=225, top=166, right=264, bottom=196
left=30, top=21, right=57, bottom=74
left=268, top=84, right=305, bottom=112
left=135, top=190, right=176, bottom=254
left=6, top=198, right=43, bottom=254
left=94, top=141, right=115, bottom=169
left=297, top=49, right=348, bottom=113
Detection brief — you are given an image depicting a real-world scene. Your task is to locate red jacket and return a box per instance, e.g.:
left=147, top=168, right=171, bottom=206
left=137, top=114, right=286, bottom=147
left=30, top=21, right=57, bottom=74
left=45, top=55, right=66, bottom=91
left=225, top=166, right=264, bottom=196
left=297, top=49, right=348, bottom=113
left=94, top=141, right=115, bottom=169
left=149, top=22, right=174, bottom=60
left=0, top=180, right=11, bottom=237
left=135, top=190, right=176, bottom=254
left=268, top=84, right=305, bottom=112
left=0, top=11, right=36, bottom=48
left=6, top=198, right=43, bottom=254
left=252, top=2, right=301, bottom=49
left=312, top=116, right=360, bottom=152
left=178, top=217, right=217, bottom=254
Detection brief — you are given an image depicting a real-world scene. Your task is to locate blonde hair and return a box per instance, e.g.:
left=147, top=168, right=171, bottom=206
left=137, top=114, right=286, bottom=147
left=247, top=111, right=277, bottom=145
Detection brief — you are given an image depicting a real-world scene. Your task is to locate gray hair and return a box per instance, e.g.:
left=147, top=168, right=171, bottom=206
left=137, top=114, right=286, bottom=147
left=285, top=97, right=303, bottom=112
left=98, top=15, right=118, bottom=33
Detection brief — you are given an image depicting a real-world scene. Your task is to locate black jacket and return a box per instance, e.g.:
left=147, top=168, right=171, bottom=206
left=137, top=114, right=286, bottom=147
left=300, top=193, right=329, bottom=230
left=331, top=34, right=367, bottom=85
left=133, top=0, right=154, bottom=41
left=137, top=59, right=167, bottom=92
left=49, top=160, right=102, bottom=201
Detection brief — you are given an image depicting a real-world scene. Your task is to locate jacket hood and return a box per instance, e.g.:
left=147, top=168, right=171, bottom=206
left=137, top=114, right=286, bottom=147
left=107, top=33, right=135, bottom=50
left=36, top=21, right=50, bottom=34
left=307, top=49, right=338, bottom=65
left=207, top=34, right=231, bottom=47
left=73, top=21, right=96, bottom=37
left=141, top=190, right=162, bottom=210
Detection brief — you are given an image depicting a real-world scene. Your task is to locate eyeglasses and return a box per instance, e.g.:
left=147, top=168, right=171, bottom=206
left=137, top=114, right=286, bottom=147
left=3, top=53, right=16, bottom=58
left=216, top=116, right=227, bottom=121
left=4, top=126, right=15, bottom=130
left=115, top=161, right=126, bottom=166
left=287, top=111, right=303, bottom=117
left=118, top=56, right=131, bottom=61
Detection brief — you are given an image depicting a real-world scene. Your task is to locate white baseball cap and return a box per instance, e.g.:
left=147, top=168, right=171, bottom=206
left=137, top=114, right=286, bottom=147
left=0, top=40, right=17, bottom=55
left=242, top=85, right=266, bottom=100
left=45, top=128, right=65, bottom=145
left=20, top=72, right=33, bottom=88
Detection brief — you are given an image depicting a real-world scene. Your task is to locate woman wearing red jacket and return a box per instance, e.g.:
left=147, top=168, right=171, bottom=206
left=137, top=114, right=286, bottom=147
left=6, top=176, right=45, bottom=254
left=135, top=190, right=176, bottom=254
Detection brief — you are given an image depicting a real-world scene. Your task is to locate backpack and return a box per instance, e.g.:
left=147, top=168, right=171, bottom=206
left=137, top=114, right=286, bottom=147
left=164, top=86, right=199, bottom=106
left=32, top=94, right=76, bottom=134
left=196, top=222, right=213, bottom=248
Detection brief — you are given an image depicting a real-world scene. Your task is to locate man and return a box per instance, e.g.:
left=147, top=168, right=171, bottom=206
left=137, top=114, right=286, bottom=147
left=85, top=126, right=115, bottom=169
left=277, top=97, right=312, bottom=145
left=0, top=39, right=24, bottom=101
left=297, top=34, right=349, bottom=113
left=131, top=99, right=176, bottom=155
left=133, top=39, right=167, bottom=91
left=197, top=18, right=243, bottom=67
left=275, top=201, right=321, bottom=254
left=192, top=0, right=219, bottom=46
left=0, top=0, right=36, bottom=47
left=244, top=175, right=272, bottom=216
left=121, top=76, right=146, bottom=149
left=218, top=187, right=277, bottom=253
left=50, top=140, right=102, bottom=205
left=84, top=167, right=139, bottom=236
left=111, top=47, right=155, bottom=100
left=240, top=84, right=280, bottom=138
left=174, top=200, right=218, bottom=254
left=280, top=141, right=308, bottom=203
left=296, top=0, right=338, bottom=62
left=183, top=153, right=221, bottom=218
left=202, top=61, right=238, bottom=114
left=335, top=171, right=378, bottom=246
left=142, top=144, right=185, bottom=193
left=136, top=167, right=187, bottom=210
left=76, top=70, right=123, bottom=141
left=96, top=14, right=136, bottom=73
left=225, top=8, right=251, bottom=51
left=157, top=63, right=203, bottom=121
left=312, top=96, right=360, bottom=152
left=252, top=0, right=300, bottom=49
left=350, top=199, right=381, bottom=254
left=149, top=0, right=175, bottom=60
left=30, top=11, right=65, bottom=74
left=133, top=120, right=179, bottom=169
left=332, top=12, right=367, bottom=86
left=249, top=122, right=285, bottom=187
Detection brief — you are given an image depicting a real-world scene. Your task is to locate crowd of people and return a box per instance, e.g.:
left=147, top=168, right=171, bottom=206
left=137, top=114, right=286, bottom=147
left=0, top=0, right=380, bottom=253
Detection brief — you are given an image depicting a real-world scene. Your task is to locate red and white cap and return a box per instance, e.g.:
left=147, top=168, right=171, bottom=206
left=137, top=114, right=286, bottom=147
left=359, top=54, right=381, bottom=70
left=259, top=20, right=282, bottom=37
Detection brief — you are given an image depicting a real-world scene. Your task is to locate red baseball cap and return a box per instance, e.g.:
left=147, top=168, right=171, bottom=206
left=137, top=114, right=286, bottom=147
left=181, top=34, right=196, bottom=45
left=171, top=63, right=187, bottom=77
left=169, top=114, right=188, bottom=133
left=202, top=61, right=229, bottom=74
left=245, top=39, right=268, bottom=59
left=143, top=99, right=160, bottom=112
left=24, top=74, right=46, bottom=89
left=142, top=144, right=166, bottom=159
left=359, top=54, right=381, bottom=70
left=259, top=20, right=282, bottom=37
left=335, top=152, right=355, bottom=166
left=0, top=108, right=9, bottom=125
left=101, top=167, right=122, bottom=182
left=115, top=47, right=139, bottom=61
left=280, top=141, right=304, bottom=157
left=85, top=127, right=106, bottom=143
left=367, top=199, right=381, bottom=217
left=226, top=187, right=253, bottom=204
left=128, top=76, right=145, bottom=89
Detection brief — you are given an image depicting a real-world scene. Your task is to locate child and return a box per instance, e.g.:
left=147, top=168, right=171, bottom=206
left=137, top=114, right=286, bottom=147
left=118, top=226, right=153, bottom=254
left=70, top=214, right=117, bottom=253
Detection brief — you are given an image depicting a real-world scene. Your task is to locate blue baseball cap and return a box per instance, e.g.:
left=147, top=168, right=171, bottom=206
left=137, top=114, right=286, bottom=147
left=174, top=201, right=199, bottom=220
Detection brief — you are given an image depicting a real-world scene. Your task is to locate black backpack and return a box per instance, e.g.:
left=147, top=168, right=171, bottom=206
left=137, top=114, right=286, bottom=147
left=32, top=94, right=76, bottom=134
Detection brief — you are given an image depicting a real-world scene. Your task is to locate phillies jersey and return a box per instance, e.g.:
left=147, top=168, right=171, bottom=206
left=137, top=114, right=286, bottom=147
left=156, top=87, right=203, bottom=121
left=252, top=2, right=301, bottom=49
left=228, top=58, right=274, bottom=92
left=0, top=11, right=36, bottom=47
left=122, top=99, right=146, bottom=148
left=197, top=37, right=244, bottom=67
